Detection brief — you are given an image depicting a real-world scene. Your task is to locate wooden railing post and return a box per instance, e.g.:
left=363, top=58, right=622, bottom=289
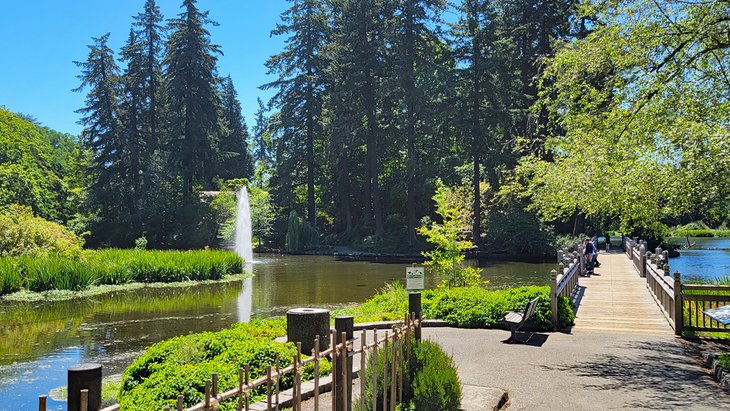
left=408, top=293, right=421, bottom=341
left=674, top=271, right=683, bottom=336
left=335, top=317, right=354, bottom=411
left=550, top=269, right=558, bottom=326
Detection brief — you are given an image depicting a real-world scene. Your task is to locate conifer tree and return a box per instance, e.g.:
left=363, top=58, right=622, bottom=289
left=132, top=0, right=164, bottom=153
left=218, top=75, right=253, bottom=180
left=74, top=33, right=126, bottom=242
left=263, top=0, right=329, bottom=225
left=391, top=0, right=446, bottom=244
left=251, top=97, right=271, bottom=168
left=163, top=0, right=222, bottom=196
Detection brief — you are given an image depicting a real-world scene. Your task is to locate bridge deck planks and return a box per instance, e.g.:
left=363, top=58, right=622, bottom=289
left=572, top=251, right=673, bottom=335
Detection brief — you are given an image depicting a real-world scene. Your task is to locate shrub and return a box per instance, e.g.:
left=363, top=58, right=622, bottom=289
left=483, top=207, right=557, bottom=256
left=285, top=211, right=320, bottom=253
left=134, top=236, right=148, bottom=250
left=0, top=204, right=83, bottom=257
left=410, top=340, right=462, bottom=411
left=360, top=339, right=461, bottom=411
left=119, top=319, right=331, bottom=410
left=340, top=284, right=574, bottom=329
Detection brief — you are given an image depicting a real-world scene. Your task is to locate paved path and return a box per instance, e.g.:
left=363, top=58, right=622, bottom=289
left=425, top=327, right=729, bottom=410
left=572, top=251, right=673, bottom=335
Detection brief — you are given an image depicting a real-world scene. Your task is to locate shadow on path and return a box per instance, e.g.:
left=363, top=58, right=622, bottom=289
left=540, top=339, right=726, bottom=409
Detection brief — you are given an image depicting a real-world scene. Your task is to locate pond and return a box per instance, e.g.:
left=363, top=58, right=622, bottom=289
left=666, top=237, right=730, bottom=282
left=0, top=254, right=554, bottom=410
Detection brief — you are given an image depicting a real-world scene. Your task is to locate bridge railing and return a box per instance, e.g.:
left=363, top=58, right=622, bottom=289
left=550, top=244, right=583, bottom=326
left=622, top=235, right=730, bottom=337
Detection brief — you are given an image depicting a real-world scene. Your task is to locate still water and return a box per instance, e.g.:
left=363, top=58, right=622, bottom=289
left=667, top=237, right=730, bottom=282
left=0, top=254, right=553, bottom=410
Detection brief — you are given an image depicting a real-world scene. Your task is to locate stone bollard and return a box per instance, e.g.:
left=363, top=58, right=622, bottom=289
left=287, top=308, right=330, bottom=355
left=68, top=363, right=101, bottom=411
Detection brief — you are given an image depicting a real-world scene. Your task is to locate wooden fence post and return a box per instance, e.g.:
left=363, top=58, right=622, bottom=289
left=408, top=293, right=421, bottom=341
left=38, top=395, right=47, bottom=411
left=68, top=364, right=101, bottom=411
left=550, top=269, right=558, bottom=326
left=674, top=271, right=683, bottom=336
left=177, top=394, right=184, bottom=411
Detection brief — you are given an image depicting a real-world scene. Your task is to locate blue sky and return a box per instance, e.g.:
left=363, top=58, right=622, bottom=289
left=0, top=0, right=289, bottom=135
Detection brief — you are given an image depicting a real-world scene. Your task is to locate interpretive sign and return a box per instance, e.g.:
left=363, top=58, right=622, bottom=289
left=406, top=266, right=424, bottom=291
left=704, top=304, right=730, bottom=326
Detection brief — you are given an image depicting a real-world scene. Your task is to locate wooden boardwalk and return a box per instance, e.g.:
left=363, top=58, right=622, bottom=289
left=572, top=251, right=673, bottom=335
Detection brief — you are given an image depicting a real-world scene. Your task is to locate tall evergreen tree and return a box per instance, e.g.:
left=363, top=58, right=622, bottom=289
left=118, top=29, right=146, bottom=218
left=132, top=0, right=165, bottom=153
left=263, top=0, right=329, bottom=225
left=328, top=0, right=390, bottom=237
left=163, top=0, right=222, bottom=196
left=251, top=97, right=271, bottom=168
left=218, top=75, right=253, bottom=180
left=391, top=0, right=446, bottom=244
left=451, top=0, right=491, bottom=240
left=73, top=33, right=124, bottom=242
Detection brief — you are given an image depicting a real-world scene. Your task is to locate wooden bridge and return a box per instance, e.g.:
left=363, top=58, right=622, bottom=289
left=572, top=251, right=673, bottom=334
left=551, top=237, right=730, bottom=337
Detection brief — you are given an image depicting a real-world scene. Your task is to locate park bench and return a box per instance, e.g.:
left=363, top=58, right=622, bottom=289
left=501, top=296, right=540, bottom=343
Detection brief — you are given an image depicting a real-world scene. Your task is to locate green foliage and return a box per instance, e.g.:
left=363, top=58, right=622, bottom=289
left=134, top=236, right=148, bottom=250
left=0, top=249, right=242, bottom=295
left=483, top=207, right=557, bottom=256
left=426, top=286, right=566, bottom=329
left=340, top=284, right=574, bottom=329
left=361, top=339, right=461, bottom=411
left=719, top=353, right=730, bottom=371
left=515, top=0, right=730, bottom=235
left=0, top=108, right=72, bottom=221
left=410, top=340, right=462, bottom=411
left=285, top=211, right=320, bottom=253
left=0, top=204, right=84, bottom=258
left=418, top=183, right=483, bottom=288
left=119, top=319, right=331, bottom=410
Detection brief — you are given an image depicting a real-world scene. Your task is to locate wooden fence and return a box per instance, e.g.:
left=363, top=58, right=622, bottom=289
left=622, top=236, right=730, bottom=337
left=48, top=313, right=422, bottom=411
left=550, top=245, right=583, bottom=326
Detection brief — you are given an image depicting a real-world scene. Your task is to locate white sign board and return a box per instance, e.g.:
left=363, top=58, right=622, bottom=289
left=406, top=267, right=424, bottom=291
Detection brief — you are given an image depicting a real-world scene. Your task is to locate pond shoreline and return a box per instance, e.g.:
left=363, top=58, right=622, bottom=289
left=256, top=247, right=557, bottom=264
left=0, top=273, right=248, bottom=303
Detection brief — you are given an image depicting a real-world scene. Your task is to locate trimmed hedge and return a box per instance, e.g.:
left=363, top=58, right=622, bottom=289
left=119, top=319, right=331, bottom=410
left=339, top=283, right=575, bottom=329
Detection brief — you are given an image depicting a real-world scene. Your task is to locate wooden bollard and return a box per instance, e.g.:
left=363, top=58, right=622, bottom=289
left=80, top=389, right=88, bottom=411
left=38, top=395, right=47, bottom=411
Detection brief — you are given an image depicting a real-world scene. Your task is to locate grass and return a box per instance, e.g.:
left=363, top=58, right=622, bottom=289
left=0, top=249, right=243, bottom=296
left=54, top=379, right=122, bottom=407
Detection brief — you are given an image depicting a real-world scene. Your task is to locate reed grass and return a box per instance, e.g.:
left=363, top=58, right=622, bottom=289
left=0, top=249, right=243, bottom=295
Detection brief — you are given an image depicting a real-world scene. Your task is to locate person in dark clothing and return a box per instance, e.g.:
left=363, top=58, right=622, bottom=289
left=584, top=237, right=598, bottom=271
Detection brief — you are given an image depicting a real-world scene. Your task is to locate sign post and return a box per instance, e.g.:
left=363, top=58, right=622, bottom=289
left=406, top=265, right=424, bottom=291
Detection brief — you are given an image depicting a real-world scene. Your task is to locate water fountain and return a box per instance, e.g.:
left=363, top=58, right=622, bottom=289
left=235, top=185, right=254, bottom=322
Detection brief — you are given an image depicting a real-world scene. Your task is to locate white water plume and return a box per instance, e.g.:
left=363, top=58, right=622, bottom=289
left=234, top=186, right=253, bottom=322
